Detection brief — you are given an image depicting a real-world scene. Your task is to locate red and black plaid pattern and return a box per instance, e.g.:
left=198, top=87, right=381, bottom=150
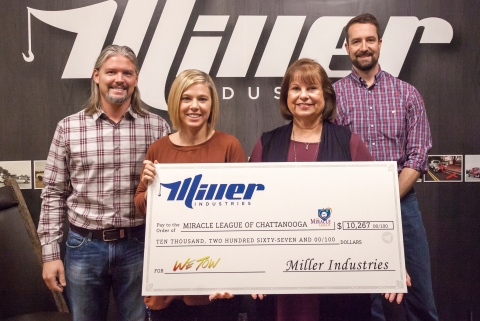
left=38, top=108, right=170, bottom=261
left=334, top=67, right=432, bottom=174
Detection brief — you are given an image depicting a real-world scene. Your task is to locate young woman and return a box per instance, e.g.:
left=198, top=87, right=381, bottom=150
left=134, top=69, right=246, bottom=321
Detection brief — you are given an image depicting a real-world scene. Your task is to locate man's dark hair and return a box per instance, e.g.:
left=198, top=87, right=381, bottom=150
left=344, top=13, right=381, bottom=43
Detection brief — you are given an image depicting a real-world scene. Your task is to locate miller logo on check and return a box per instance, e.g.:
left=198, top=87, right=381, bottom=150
left=159, top=174, right=265, bottom=209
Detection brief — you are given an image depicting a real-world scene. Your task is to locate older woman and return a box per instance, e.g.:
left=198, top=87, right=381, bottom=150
left=134, top=69, right=246, bottom=321
left=250, top=58, right=372, bottom=164
left=250, top=58, right=373, bottom=320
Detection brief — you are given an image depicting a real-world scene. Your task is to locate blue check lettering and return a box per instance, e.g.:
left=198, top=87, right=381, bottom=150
left=160, top=174, right=265, bottom=209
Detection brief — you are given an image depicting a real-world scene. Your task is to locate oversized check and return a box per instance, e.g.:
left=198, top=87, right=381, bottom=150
left=142, top=161, right=406, bottom=295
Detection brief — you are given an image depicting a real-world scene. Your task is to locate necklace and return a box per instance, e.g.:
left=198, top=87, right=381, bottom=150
left=292, top=128, right=321, bottom=162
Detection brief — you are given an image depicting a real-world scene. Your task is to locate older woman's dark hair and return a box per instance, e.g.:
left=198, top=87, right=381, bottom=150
left=279, top=58, right=336, bottom=121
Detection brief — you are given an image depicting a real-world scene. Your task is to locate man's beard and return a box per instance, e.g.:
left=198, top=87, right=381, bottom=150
left=352, top=51, right=379, bottom=71
left=106, top=86, right=131, bottom=104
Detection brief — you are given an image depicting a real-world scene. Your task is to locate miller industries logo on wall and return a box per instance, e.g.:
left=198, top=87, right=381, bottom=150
left=22, top=0, right=453, bottom=110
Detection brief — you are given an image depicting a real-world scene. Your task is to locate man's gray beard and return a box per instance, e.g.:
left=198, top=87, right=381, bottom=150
left=106, top=92, right=130, bottom=104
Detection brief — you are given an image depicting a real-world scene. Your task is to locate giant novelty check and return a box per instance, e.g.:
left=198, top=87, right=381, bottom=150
left=142, top=162, right=406, bottom=295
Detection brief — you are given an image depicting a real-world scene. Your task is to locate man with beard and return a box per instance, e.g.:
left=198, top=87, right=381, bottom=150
left=38, top=45, right=170, bottom=321
left=333, top=14, right=438, bottom=321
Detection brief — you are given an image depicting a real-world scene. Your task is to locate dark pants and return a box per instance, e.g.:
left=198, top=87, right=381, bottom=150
left=371, top=189, right=438, bottom=321
left=148, top=296, right=241, bottom=321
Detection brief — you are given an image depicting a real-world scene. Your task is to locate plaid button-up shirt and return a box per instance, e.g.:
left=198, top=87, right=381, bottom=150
left=38, top=108, right=170, bottom=261
left=333, top=67, right=432, bottom=173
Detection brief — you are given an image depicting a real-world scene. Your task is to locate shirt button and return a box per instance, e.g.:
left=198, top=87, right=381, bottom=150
left=372, top=143, right=376, bottom=146
left=370, top=125, right=374, bottom=128
left=370, top=106, right=373, bottom=109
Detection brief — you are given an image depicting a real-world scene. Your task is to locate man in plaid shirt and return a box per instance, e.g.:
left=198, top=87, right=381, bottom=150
left=333, top=14, right=438, bottom=321
left=38, top=45, right=170, bottom=321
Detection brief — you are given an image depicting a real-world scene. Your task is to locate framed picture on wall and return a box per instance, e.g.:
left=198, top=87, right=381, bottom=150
left=34, top=160, right=47, bottom=189
left=0, top=161, right=32, bottom=189
left=424, top=155, right=463, bottom=182
left=464, top=155, right=480, bottom=182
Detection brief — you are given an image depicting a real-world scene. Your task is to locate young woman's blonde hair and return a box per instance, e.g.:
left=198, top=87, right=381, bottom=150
left=167, top=69, right=219, bottom=130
